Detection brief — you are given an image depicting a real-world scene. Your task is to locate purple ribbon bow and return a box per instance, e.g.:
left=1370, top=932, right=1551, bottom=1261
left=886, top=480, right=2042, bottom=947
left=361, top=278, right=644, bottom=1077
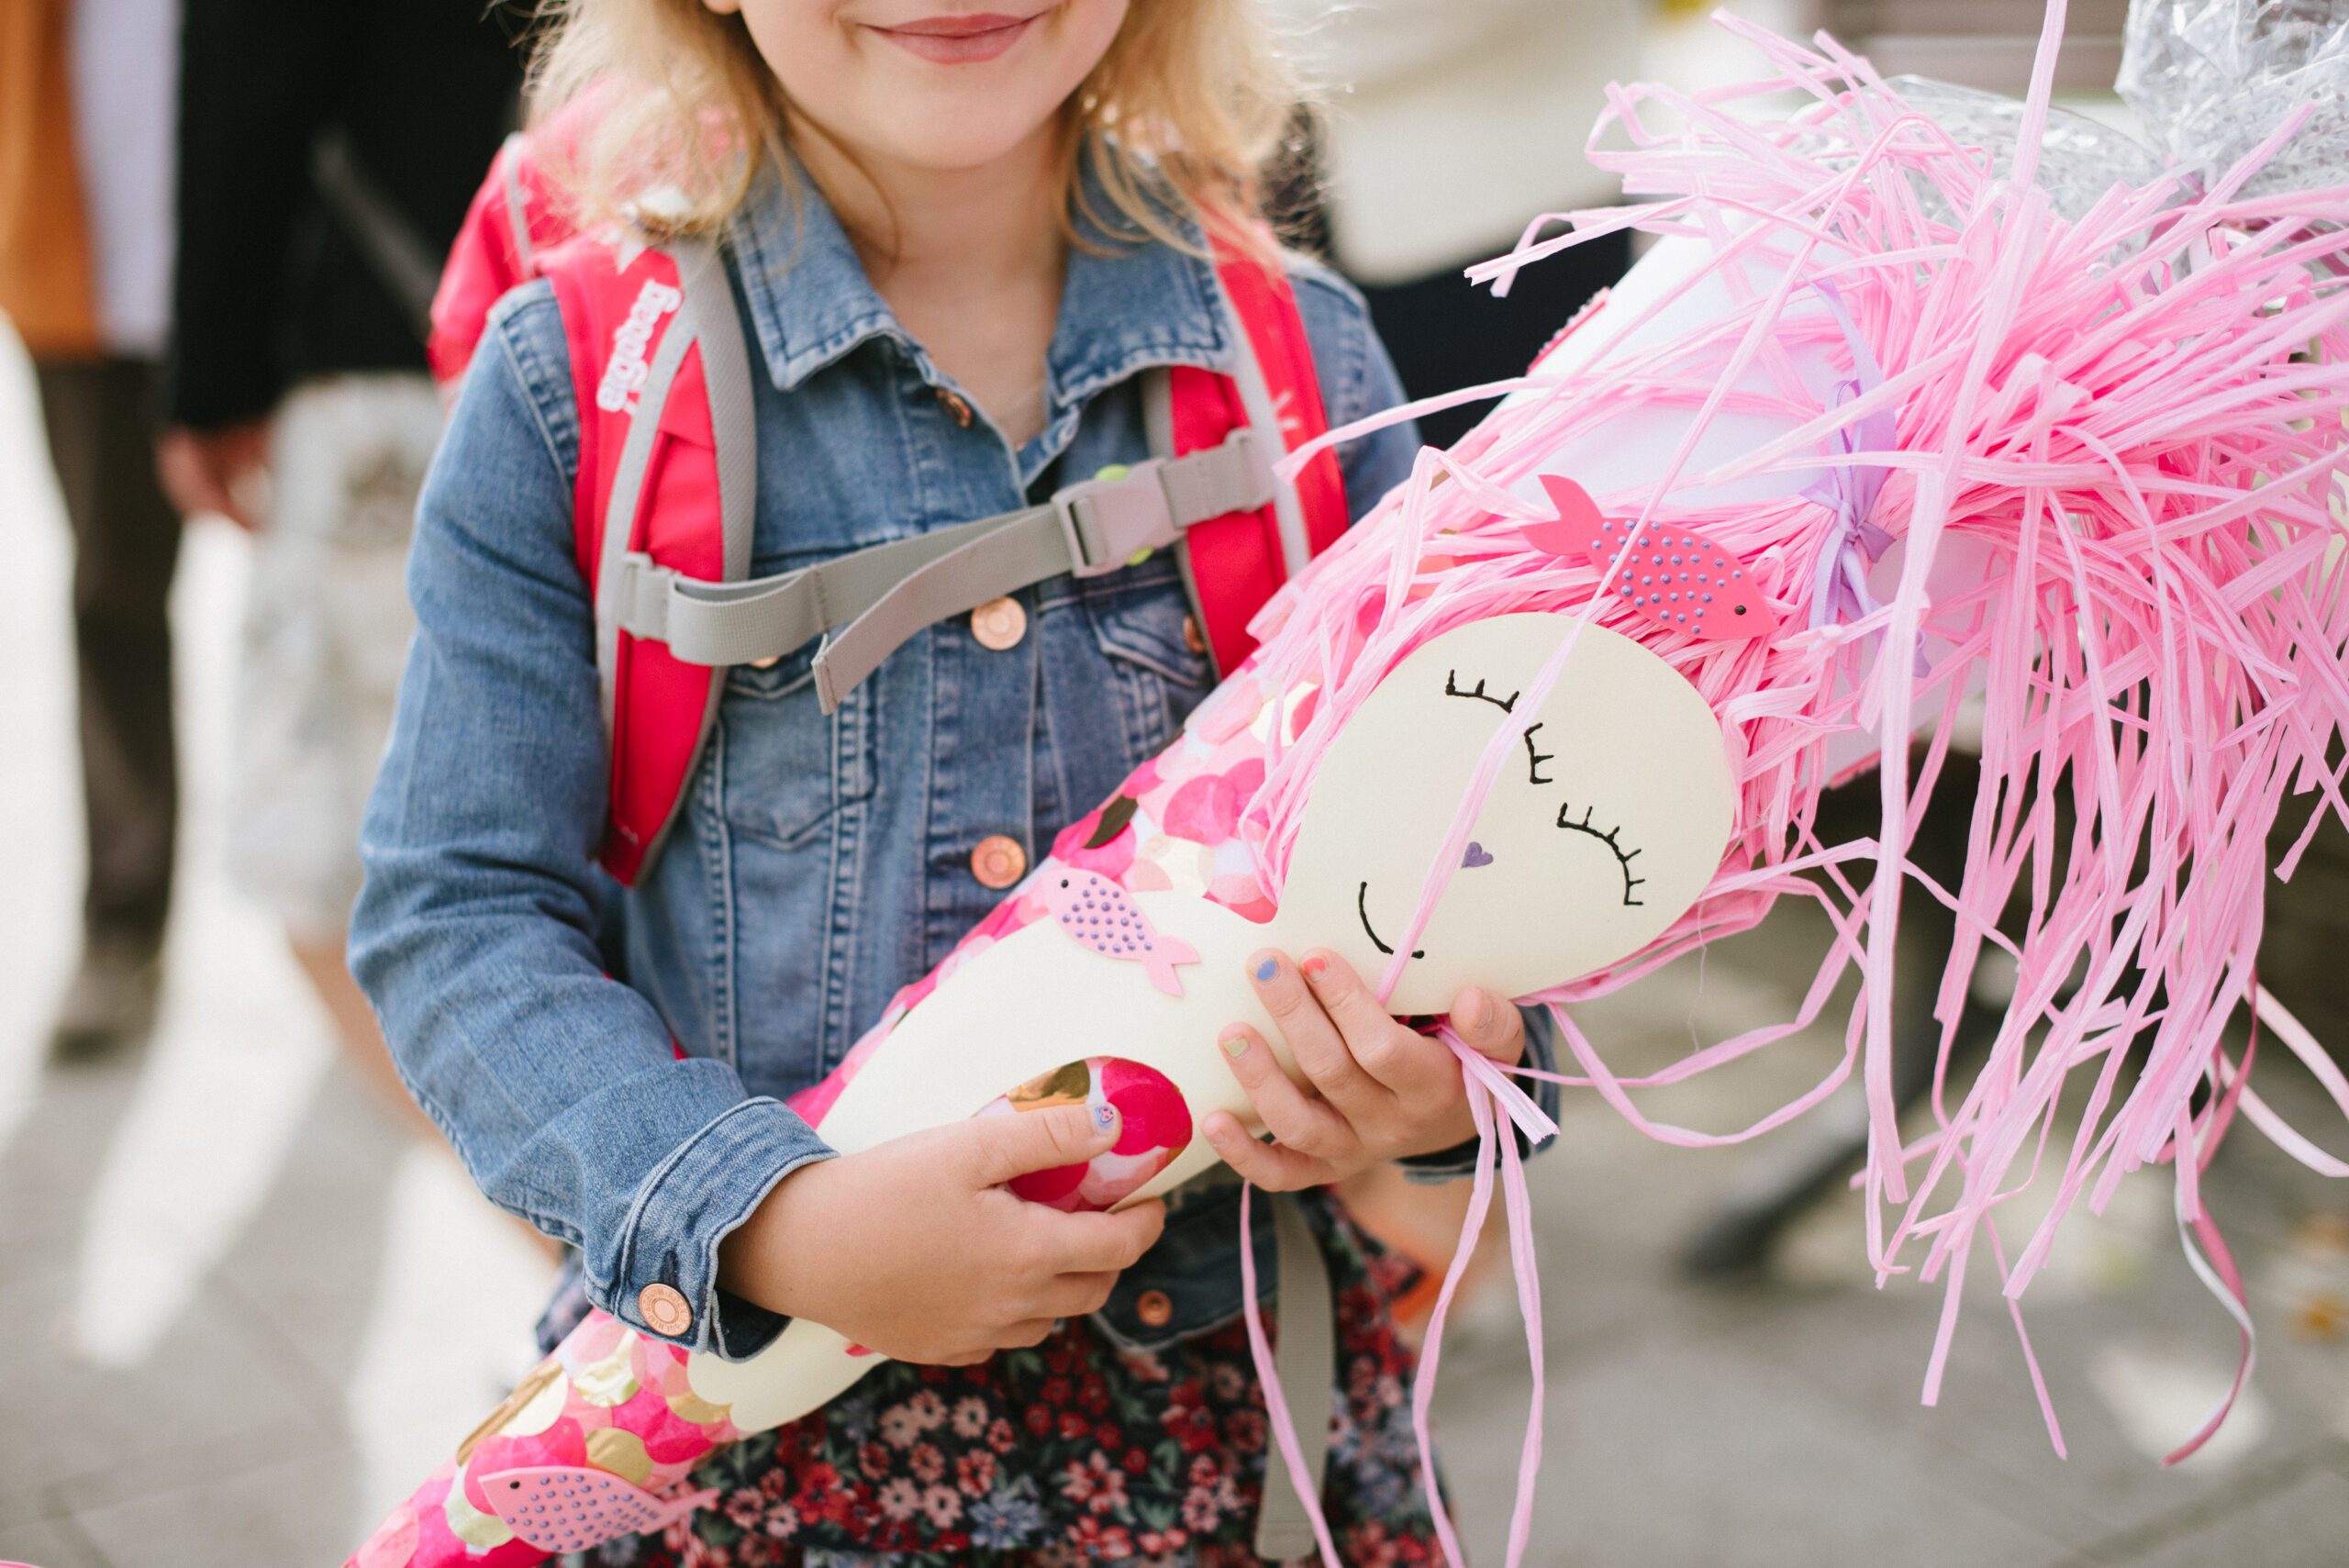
left=1798, top=278, right=1898, bottom=634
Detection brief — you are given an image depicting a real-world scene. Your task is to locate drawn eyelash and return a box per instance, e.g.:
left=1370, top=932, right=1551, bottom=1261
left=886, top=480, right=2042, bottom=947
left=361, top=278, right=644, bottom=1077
left=1556, top=800, right=1645, bottom=906
left=1444, top=670, right=1520, bottom=712
left=1523, top=722, right=1554, bottom=784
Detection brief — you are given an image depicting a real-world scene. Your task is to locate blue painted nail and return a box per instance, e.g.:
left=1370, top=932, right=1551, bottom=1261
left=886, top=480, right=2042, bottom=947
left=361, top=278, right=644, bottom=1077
left=1094, top=1103, right=1118, bottom=1132
left=1253, top=957, right=1279, bottom=983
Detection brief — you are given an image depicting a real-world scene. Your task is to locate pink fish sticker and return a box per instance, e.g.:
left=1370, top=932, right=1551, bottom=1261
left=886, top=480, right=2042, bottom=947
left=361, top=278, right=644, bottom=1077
left=480, top=1466, right=720, bottom=1553
left=1525, top=473, right=1782, bottom=642
left=1040, top=870, right=1200, bottom=996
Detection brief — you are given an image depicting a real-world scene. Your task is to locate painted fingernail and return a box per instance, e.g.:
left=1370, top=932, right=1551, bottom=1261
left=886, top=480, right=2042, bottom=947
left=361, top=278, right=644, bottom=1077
left=1251, top=954, right=1280, bottom=983
left=1458, top=989, right=1491, bottom=1029
left=1094, top=1103, right=1119, bottom=1133
left=1300, top=953, right=1329, bottom=981
left=1219, top=1028, right=1251, bottom=1058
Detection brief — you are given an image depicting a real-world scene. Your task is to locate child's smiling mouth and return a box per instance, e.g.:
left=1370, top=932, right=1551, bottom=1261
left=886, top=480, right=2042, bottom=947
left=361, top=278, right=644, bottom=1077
left=867, top=11, right=1041, bottom=65
left=1356, top=881, right=1425, bottom=961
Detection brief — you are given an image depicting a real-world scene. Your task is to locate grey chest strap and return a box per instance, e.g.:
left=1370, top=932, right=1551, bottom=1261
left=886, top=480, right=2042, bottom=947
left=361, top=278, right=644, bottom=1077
left=593, top=245, right=1274, bottom=720
left=1162, top=1174, right=1336, bottom=1560
left=607, top=423, right=1275, bottom=713
left=1255, top=1190, right=1337, bottom=1562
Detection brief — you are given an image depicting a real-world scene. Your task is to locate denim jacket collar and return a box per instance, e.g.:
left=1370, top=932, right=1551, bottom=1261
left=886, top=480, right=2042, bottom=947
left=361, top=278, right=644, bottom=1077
left=725, top=152, right=1231, bottom=412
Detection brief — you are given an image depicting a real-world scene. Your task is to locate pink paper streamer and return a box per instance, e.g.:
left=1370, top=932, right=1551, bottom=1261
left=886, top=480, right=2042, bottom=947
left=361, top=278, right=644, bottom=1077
left=1240, top=1035, right=1554, bottom=1568
left=1238, top=1182, right=1343, bottom=1568
left=1237, top=0, right=2349, bottom=1471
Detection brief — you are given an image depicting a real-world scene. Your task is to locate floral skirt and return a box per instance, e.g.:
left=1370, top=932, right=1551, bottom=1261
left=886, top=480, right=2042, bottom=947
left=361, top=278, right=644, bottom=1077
left=563, top=1206, right=1444, bottom=1567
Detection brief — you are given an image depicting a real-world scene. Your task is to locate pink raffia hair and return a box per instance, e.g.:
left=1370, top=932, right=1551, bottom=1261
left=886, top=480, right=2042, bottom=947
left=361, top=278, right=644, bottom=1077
left=1202, top=7, right=2349, bottom=1542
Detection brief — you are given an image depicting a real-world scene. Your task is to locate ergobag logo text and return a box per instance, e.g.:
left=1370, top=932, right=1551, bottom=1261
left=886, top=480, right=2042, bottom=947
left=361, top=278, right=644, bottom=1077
left=596, top=278, right=685, bottom=415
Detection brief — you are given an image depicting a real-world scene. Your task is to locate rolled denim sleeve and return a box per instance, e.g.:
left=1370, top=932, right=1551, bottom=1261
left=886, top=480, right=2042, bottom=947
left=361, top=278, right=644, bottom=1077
left=350, top=284, right=830, bottom=1360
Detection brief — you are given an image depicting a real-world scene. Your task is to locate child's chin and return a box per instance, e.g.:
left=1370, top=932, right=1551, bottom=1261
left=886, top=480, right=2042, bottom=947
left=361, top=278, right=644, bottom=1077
left=855, top=100, right=1068, bottom=177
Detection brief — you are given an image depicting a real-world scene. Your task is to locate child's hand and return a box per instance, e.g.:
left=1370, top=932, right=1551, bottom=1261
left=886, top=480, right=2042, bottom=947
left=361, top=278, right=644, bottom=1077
left=722, top=1104, right=1166, bottom=1366
left=1202, top=950, right=1525, bottom=1190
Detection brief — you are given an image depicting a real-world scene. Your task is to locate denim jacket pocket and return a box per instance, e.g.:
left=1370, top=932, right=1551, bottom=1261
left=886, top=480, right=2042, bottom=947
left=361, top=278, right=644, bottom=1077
left=1077, top=570, right=1213, bottom=777
left=1083, top=571, right=1212, bottom=687
left=722, top=641, right=820, bottom=703
left=717, top=647, right=876, bottom=850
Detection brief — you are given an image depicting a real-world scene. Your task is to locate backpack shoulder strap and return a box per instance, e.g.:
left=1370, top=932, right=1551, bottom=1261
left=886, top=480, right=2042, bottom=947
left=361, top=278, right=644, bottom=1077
left=1209, top=241, right=1349, bottom=564
left=542, top=230, right=758, bottom=884
left=1160, top=234, right=1350, bottom=677
left=529, top=223, right=1332, bottom=877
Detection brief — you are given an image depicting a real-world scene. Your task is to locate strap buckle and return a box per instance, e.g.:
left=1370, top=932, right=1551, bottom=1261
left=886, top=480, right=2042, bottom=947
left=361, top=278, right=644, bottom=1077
left=609, top=552, right=677, bottom=640
left=1052, top=460, right=1181, bottom=578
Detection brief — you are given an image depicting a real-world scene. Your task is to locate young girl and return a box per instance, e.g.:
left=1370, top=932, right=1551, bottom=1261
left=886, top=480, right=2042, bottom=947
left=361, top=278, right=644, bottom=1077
left=353, top=2, right=1539, bottom=1561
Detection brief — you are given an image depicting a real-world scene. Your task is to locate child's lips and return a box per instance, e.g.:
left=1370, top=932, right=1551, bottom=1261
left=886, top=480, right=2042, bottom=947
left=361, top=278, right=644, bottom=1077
left=869, top=11, right=1038, bottom=65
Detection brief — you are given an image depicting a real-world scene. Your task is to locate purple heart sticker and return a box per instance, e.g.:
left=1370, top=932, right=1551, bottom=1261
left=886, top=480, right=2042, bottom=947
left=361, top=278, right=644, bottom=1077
left=1461, top=841, right=1495, bottom=869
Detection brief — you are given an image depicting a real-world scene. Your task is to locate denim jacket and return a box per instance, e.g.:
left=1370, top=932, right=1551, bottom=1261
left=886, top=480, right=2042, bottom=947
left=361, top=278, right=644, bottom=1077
left=352, top=161, right=1559, bottom=1364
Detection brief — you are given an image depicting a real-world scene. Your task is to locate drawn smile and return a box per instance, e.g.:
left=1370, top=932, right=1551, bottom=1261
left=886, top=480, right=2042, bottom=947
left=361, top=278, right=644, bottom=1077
left=1356, top=882, right=1425, bottom=960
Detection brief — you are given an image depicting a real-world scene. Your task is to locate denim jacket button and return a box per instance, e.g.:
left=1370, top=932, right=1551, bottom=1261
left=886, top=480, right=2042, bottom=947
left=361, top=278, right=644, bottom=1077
left=935, top=387, right=974, bottom=428
left=638, top=1283, right=693, bottom=1337
left=971, top=596, right=1027, bottom=651
left=1182, top=615, right=1206, bottom=656
left=970, top=835, right=1027, bottom=890
left=1135, top=1288, right=1174, bottom=1328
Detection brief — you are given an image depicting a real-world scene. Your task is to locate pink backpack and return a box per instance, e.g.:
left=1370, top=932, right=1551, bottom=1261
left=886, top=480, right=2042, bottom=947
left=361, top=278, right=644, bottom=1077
left=433, top=136, right=1350, bottom=883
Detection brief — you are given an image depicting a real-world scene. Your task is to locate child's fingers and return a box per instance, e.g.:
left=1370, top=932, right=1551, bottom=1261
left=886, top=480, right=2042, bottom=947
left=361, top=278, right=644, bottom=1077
left=1298, top=950, right=1443, bottom=1095
left=993, top=1318, right=1060, bottom=1351
left=1201, top=1110, right=1335, bottom=1191
left=1297, top=950, right=1411, bottom=1074
left=1358, top=1026, right=1464, bottom=1106
left=1216, top=1023, right=1349, bottom=1157
left=1033, top=1200, right=1166, bottom=1273
left=964, top=1100, right=1119, bottom=1187
left=1450, top=987, right=1527, bottom=1064
left=1248, top=950, right=1383, bottom=1116
left=1030, top=1270, right=1122, bottom=1319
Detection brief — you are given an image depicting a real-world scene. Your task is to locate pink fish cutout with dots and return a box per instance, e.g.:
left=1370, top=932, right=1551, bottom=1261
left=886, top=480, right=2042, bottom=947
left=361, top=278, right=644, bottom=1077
left=1526, top=473, right=1782, bottom=642
left=481, top=1466, right=720, bottom=1553
left=1040, top=870, right=1200, bottom=996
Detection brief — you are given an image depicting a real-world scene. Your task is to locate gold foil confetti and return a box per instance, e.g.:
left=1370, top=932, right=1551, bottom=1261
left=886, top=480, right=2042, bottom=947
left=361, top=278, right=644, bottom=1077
left=584, top=1428, right=655, bottom=1487
left=455, top=1362, right=568, bottom=1463
left=573, top=1338, right=641, bottom=1407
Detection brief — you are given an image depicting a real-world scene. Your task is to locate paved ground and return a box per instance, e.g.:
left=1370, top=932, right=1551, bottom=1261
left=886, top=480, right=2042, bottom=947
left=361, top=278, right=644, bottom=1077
left=4, top=318, right=2346, bottom=1562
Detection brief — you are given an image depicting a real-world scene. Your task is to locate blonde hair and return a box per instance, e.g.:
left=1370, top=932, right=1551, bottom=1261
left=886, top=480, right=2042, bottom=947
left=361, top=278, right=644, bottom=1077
left=527, top=2, right=1306, bottom=255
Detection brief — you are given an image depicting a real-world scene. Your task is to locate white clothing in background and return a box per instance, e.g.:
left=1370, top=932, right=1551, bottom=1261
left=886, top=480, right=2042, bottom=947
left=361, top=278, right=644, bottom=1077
left=70, top=0, right=180, bottom=356
left=225, top=374, right=440, bottom=945
left=1275, top=0, right=1641, bottom=284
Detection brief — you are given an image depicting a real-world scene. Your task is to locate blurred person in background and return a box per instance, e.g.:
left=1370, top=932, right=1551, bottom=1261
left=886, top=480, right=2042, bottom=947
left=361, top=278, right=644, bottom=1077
left=1, top=0, right=185, bottom=1062
left=158, top=0, right=523, bottom=1111
left=1274, top=0, right=1644, bottom=448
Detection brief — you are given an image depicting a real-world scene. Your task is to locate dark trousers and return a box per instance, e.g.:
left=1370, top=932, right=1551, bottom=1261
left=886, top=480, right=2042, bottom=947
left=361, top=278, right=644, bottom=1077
left=1358, top=229, right=1635, bottom=451
left=36, top=358, right=183, bottom=949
